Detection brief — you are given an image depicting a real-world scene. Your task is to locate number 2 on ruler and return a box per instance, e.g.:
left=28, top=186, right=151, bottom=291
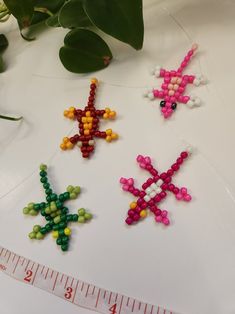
left=24, top=270, right=33, bottom=282
left=109, top=304, right=117, bottom=314
left=64, top=287, right=73, bottom=299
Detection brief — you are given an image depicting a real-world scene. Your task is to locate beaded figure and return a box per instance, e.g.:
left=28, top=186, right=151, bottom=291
left=144, top=44, right=206, bottom=118
left=60, top=78, right=118, bottom=158
left=120, top=148, right=192, bottom=226
left=23, top=164, right=92, bottom=251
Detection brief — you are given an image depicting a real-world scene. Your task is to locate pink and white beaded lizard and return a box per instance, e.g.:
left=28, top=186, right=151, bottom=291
left=144, top=44, right=206, bottom=118
left=120, top=148, right=193, bottom=226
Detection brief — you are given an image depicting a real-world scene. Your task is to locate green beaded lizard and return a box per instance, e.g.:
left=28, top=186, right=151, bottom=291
left=23, top=164, right=92, bottom=252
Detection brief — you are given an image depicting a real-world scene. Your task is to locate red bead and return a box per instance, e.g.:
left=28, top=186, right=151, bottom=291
left=133, top=214, right=140, bottom=221
left=168, top=184, right=175, bottom=191
left=177, top=157, right=183, bottom=164
left=181, top=151, right=188, bottom=159
left=173, top=187, right=179, bottom=194
left=164, top=177, right=171, bottom=184
left=126, top=217, right=133, bottom=225
left=90, top=91, right=95, bottom=96
left=151, top=169, right=158, bottom=176
left=82, top=152, right=89, bottom=158
left=88, top=96, right=94, bottom=102
left=160, top=172, right=167, bottom=180
left=139, top=192, right=145, bottom=198
left=160, top=191, right=166, bottom=198
left=171, top=163, right=179, bottom=171
left=128, top=210, right=135, bottom=217
left=162, top=183, right=168, bottom=190
left=90, top=83, right=96, bottom=90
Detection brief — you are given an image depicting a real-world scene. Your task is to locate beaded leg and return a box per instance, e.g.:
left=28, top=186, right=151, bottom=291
left=120, top=148, right=193, bottom=227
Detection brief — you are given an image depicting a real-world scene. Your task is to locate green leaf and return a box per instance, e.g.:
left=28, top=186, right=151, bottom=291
left=0, top=34, right=8, bottom=53
left=31, top=0, right=65, bottom=25
left=83, top=0, right=144, bottom=50
left=4, top=0, right=34, bottom=28
left=0, top=54, right=4, bottom=73
left=59, top=0, right=92, bottom=28
left=59, top=28, right=112, bottom=73
left=46, top=13, right=60, bottom=27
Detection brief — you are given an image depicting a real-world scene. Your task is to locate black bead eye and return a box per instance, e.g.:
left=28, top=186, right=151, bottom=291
left=160, top=100, right=166, bottom=107
left=171, top=103, right=177, bottom=110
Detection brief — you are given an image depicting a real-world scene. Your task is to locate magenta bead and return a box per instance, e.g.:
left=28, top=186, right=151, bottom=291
left=139, top=191, right=145, bottom=198
left=128, top=186, right=134, bottom=193
left=168, top=184, right=174, bottom=191
left=160, top=191, right=166, bottom=198
left=142, top=183, right=148, bottom=190
left=184, top=194, right=192, bottom=202
left=163, top=218, right=170, bottom=225
left=137, top=198, right=143, bottom=205
left=137, top=155, right=143, bottom=162
left=155, top=216, right=162, bottom=223
left=181, top=187, right=187, bottom=195
left=160, top=69, right=165, bottom=76
left=173, top=187, right=179, bottom=194
left=161, top=183, right=168, bottom=190
left=153, top=90, right=159, bottom=97
left=167, top=169, right=174, bottom=176
left=122, top=185, right=129, bottom=191
left=164, top=177, right=171, bottom=184
left=126, top=217, right=133, bottom=225
left=149, top=200, right=154, bottom=206
left=133, top=214, right=140, bottom=221
left=172, top=163, right=179, bottom=171
left=162, top=210, right=168, bottom=217
left=133, top=189, right=140, bottom=196
left=155, top=195, right=161, bottom=202
left=176, top=193, right=183, bottom=200
left=146, top=164, right=153, bottom=170
left=120, top=177, right=127, bottom=184
left=128, top=210, right=135, bottom=217
left=151, top=169, right=158, bottom=176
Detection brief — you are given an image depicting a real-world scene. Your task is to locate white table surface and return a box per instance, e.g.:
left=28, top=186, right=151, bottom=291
left=1, top=0, right=235, bottom=313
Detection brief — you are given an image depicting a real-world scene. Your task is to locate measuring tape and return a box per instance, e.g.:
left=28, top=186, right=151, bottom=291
left=0, top=245, right=177, bottom=314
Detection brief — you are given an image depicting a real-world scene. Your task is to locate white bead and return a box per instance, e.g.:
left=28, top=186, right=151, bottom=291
left=193, top=79, right=200, bottom=86
left=150, top=191, right=156, bottom=198
left=186, top=146, right=193, bottom=154
left=145, top=187, right=152, bottom=194
left=147, top=92, right=154, bottom=100
left=150, top=183, right=157, bottom=190
left=144, top=195, right=151, bottom=202
left=89, top=140, right=95, bottom=146
left=156, top=188, right=162, bottom=194
left=77, top=141, right=82, bottom=147
left=154, top=69, right=161, bottom=77
left=194, top=98, right=201, bottom=106
left=156, top=179, right=163, bottom=186
left=187, top=100, right=194, bottom=108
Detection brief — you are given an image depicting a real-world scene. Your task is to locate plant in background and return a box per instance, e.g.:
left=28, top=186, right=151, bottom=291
left=1, top=0, right=144, bottom=73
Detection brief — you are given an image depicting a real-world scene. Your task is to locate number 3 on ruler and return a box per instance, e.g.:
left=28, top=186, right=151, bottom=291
left=109, top=303, right=117, bottom=314
left=24, top=270, right=33, bottom=282
left=64, top=287, right=73, bottom=299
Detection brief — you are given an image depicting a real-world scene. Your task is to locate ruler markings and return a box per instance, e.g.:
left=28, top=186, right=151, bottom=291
left=92, top=285, right=95, bottom=295
left=150, top=305, right=154, bottom=314
left=108, top=291, right=112, bottom=304
left=12, top=254, right=16, bottom=262
left=85, top=284, right=90, bottom=297
left=118, top=295, right=124, bottom=314
left=132, top=299, right=136, bottom=312
left=31, top=264, right=39, bottom=285
left=24, top=260, right=30, bottom=271
left=60, top=274, right=64, bottom=283
left=52, top=272, right=59, bottom=291
left=95, top=288, right=101, bottom=308
left=6, top=252, right=11, bottom=263
left=72, top=280, right=79, bottom=303
left=45, top=267, right=49, bottom=279
left=64, top=275, right=69, bottom=288
left=12, top=256, right=20, bottom=274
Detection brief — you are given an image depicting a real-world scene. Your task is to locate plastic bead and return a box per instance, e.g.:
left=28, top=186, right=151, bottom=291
left=120, top=149, right=193, bottom=227
left=23, top=164, right=93, bottom=252
left=60, top=79, right=118, bottom=158
left=144, top=44, right=206, bottom=118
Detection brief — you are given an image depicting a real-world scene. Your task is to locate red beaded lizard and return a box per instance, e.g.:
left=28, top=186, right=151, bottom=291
left=144, top=44, right=206, bottom=118
left=120, top=148, right=193, bottom=226
left=60, top=78, right=118, bottom=158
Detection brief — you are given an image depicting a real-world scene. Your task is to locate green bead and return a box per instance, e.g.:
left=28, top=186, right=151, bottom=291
left=41, top=209, right=46, bottom=216
left=34, top=204, right=40, bottom=211
left=29, top=209, right=38, bottom=216
left=61, top=236, right=69, bottom=244
left=50, top=193, right=58, bottom=201
left=60, top=214, right=67, bottom=222
left=23, top=207, right=30, bottom=214
left=58, top=229, right=64, bottom=237
left=45, top=188, right=52, bottom=195
left=28, top=232, right=36, bottom=239
left=45, top=223, right=52, bottom=231
left=54, top=216, right=61, bottom=224
left=59, top=194, right=64, bottom=201
left=45, top=215, right=51, bottom=221
left=61, top=207, right=68, bottom=215
left=40, top=164, right=47, bottom=171
left=28, top=202, right=34, bottom=210
left=36, top=232, right=44, bottom=240
left=56, top=200, right=62, bottom=209
left=40, top=202, right=46, bottom=209
left=66, top=214, right=73, bottom=221
left=59, top=221, right=66, bottom=229
left=33, top=225, right=41, bottom=233
left=43, top=182, right=50, bottom=189
left=50, top=212, right=57, bottom=218
left=78, top=208, right=85, bottom=216
left=40, top=177, right=47, bottom=183
left=53, top=225, right=59, bottom=231
left=55, top=209, right=61, bottom=216
left=73, top=186, right=81, bottom=194
left=66, top=185, right=74, bottom=193
left=40, top=227, right=47, bottom=234
left=56, top=238, right=62, bottom=245
left=69, top=192, right=77, bottom=200
left=40, top=170, right=47, bottom=177
left=78, top=216, right=85, bottom=223
left=45, top=206, right=51, bottom=214
left=72, top=214, right=78, bottom=222
left=61, top=244, right=68, bottom=251
left=63, top=192, right=70, bottom=200
left=85, top=213, right=93, bottom=221
left=46, top=195, right=51, bottom=202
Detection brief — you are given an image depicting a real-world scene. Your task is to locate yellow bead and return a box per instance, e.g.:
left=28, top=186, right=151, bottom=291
left=87, top=117, right=93, bottom=123
left=111, top=133, right=118, bottom=140
left=85, top=111, right=91, bottom=117
left=106, top=136, right=112, bottom=142
left=88, top=123, right=93, bottom=129
left=63, top=137, right=69, bottom=143
left=103, top=113, right=109, bottom=119
left=91, top=78, right=98, bottom=84
left=68, top=112, right=74, bottom=119
left=82, top=117, right=87, bottom=123
left=130, top=202, right=137, bottom=209
left=64, top=228, right=71, bottom=236
left=69, top=106, right=75, bottom=112
left=105, top=107, right=110, bottom=113
left=60, top=143, right=67, bottom=150
left=63, top=110, right=69, bottom=117
left=84, top=129, right=90, bottom=135
left=109, top=111, right=116, bottom=118
left=52, top=231, right=59, bottom=238
left=84, top=123, right=89, bottom=129
left=140, top=210, right=147, bottom=218
left=106, top=129, right=112, bottom=136
left=66, top=141, right=74, bottom=149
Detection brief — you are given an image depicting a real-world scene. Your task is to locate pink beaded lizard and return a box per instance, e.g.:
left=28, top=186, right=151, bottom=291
left=144, top=44, right=206, bottom=118
left=120, top=148, right=192, bottom=226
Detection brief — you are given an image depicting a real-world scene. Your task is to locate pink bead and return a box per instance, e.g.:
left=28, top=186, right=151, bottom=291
left=184, top=194, right=192, bottom=202
left=176, top=193, right=183, bottom=200
left=128, top=178, right=134, bottom=186
left=166, top=102, right=171, bottom=108
left=140, top=163, right=146, bottom=169
left=176, top=72, right=182, bottom=77
left=164, top=90, right=168, bottom=96
left=184, top=75, right=189, bottom=81
left=142, top=183, right=147, bottom=190
left=160, top=191, right=166, bottom=198
left=173, top=187, right=179, bottom=194
left=174, top=92, right=180, bottom=99
left=125, top=217, right=133, bottom=225
left=155, top=209, right=161, bottom=216
left=181, top=187, right=187, bottom=195
left=178, top=95, right=183, bottom=102
left=160, top=69, right=165, bottom=76
left=170, top=70, right=176, bottom=76
left=133, top=189, right=140, bottom=196
left=162, top=210, right=168, bottom=217
left=182, top=96, right=189, bottom=103
left=188, top=75, right=194, bottom=83
left=146, top=164, right=152, bottom=171
left=165, top=96, right=170, bottom=102
left=155, top=195, right=161, bottom=202
left=159, top=91, right=164, bottom=98
left=164, top=77, right=170, bottom=83
left=162, top=83, right=168, bottom=89
left=128, top=210, right=135, bottom=217
left=163, top=218, right=170, bottom=225
left=168, top=90, right=174, bottom=96
left=128, top=186, right=134, bottom=193
left=185, top=56, right=190, bottom=62
left=139, top=191, right=145, bottom=198
left=188, top=50, right=193, bottom=56
left=153, top=90, right=159, bottom=97
left=123, top=185, right=129, bottom=191
left=167, top=169, right=174, bottom=176
left=151, top=169, right=158, bottom=176
left=180, top=80, right=186, bottom=87
left=161, top=107, right=167, bottom=113
left=168, top=184, right=175, bottom=191
left=137, top=155, right=143, bottom=162
left=170, top=96, right=176, bottom=102
left=178, top=87, right=184, bottom=93
left=155, top=216, right=162, bottom=223
left=165, top=71, right=170, bottom=77
left=145, top=156, right=151, bottom=164
left=120, top=177, right=127, bottom=184
left=133, top=214, right=140, bottom=221
left=181, top=61, right=187, bottom=68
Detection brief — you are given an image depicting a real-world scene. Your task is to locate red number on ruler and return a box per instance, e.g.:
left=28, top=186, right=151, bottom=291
left=64, top=287, right=73, bottom=299
left=109, top=304, right=117, bottom=314
left=24, top=270, right=33, bottom=282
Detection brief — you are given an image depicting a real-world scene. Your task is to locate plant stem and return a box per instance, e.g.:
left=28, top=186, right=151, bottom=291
left=0, top=114, right=23, bottom=121
left=34, top=7, right=53, bottom=17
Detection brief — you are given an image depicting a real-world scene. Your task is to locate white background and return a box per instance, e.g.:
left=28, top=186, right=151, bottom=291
left=1, top=0, right=235, bottom=313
